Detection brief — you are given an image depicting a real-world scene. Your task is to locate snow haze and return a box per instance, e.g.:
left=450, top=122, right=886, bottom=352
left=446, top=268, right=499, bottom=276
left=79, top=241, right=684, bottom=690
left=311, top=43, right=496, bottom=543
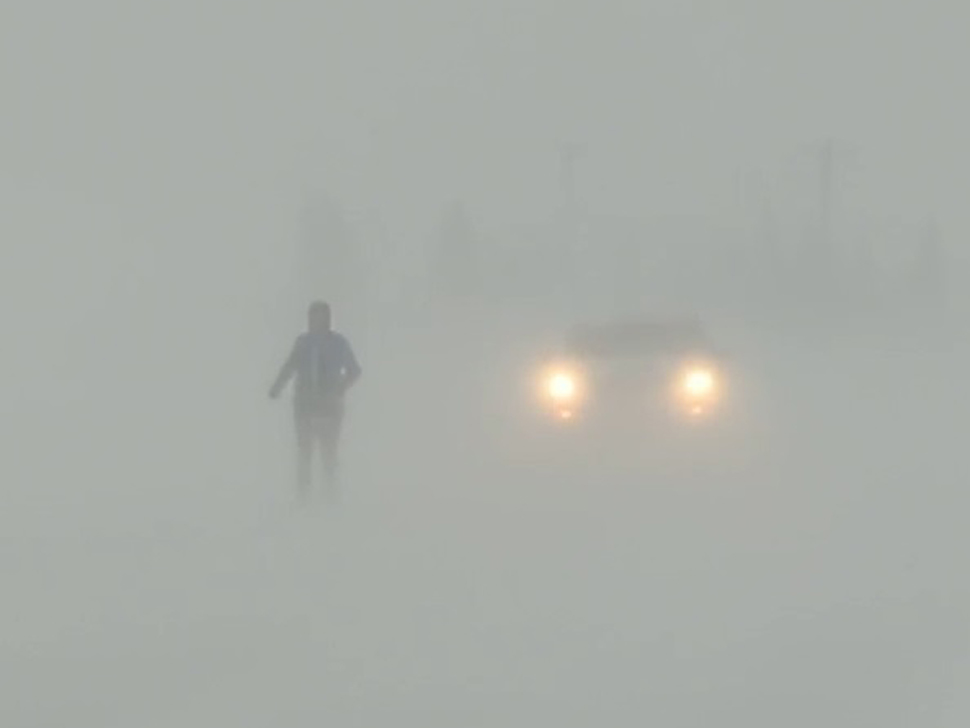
left=2, top=2, right=970, bottom=725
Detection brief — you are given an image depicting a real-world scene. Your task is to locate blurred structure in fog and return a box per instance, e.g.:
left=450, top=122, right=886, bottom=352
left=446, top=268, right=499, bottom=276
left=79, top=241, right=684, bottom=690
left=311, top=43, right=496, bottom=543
left=908, top=218, right=947, bottom=311
left=298, top=190, right=366, bottom=331
left=428, top=200, right=482, bottom=305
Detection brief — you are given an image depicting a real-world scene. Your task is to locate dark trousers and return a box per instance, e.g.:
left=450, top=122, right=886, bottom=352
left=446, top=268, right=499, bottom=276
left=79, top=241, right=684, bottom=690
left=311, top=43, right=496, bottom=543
left=294, top=401, right=344, bottom=495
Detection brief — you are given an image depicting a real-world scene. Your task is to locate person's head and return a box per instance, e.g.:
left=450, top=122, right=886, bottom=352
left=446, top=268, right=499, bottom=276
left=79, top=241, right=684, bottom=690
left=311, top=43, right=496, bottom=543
left=307, top=300, right=332, bottom=333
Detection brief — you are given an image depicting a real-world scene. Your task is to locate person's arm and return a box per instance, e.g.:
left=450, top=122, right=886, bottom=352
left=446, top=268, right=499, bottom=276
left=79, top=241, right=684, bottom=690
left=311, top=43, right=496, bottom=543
left=341, top=338, right=362, bottom=391
left=269, top=337, right=301, bottom=398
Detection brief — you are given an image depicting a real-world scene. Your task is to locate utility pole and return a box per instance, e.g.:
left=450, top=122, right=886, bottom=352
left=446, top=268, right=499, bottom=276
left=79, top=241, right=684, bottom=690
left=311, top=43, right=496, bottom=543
left=801, top=137, right=856, bottom=297
left=812, top=137, right=840, bottom=277
left=560, top=143, right=582, bottom=215
left=558, top=142, right=585, bottom=314
left=913, top=217, right=945, bottom=307
left=818, top=138, right=834, bottom=266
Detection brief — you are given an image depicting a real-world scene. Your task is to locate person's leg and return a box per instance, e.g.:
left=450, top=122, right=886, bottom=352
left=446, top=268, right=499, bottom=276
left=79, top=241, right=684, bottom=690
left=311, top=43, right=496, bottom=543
left=294, top=410, right=313, bottom=498
left=318, top=408, right=344, bottom=499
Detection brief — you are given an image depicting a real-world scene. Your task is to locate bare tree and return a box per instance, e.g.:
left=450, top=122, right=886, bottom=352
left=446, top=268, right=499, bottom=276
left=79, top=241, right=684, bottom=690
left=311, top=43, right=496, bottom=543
left=429, top=200, right=481, bottom=303
left=298, top=192, right=364, bottom=327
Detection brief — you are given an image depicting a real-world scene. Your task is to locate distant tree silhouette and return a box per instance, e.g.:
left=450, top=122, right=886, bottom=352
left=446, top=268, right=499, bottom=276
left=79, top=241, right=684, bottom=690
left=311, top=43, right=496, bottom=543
left=298, top=192, right=364, bottom=325
left=909, top=220, right=946, bottom=308
left=429, top=200, right=480, bottom=302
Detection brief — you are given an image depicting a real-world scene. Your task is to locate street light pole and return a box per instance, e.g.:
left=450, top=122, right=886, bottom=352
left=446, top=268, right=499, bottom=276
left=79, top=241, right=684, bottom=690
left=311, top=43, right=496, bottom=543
left=558, top=142, right=584, bottom=314
left=801, top=137, right=856, bottom=292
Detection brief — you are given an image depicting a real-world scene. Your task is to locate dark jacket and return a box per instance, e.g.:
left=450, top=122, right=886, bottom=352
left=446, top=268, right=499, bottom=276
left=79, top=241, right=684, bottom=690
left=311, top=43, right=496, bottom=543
left=270, top=330, right=361, bottom=414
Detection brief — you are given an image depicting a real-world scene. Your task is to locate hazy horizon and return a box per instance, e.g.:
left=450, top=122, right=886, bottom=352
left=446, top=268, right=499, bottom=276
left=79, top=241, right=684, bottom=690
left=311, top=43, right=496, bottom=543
left=3, top=2, right=970, bottom=726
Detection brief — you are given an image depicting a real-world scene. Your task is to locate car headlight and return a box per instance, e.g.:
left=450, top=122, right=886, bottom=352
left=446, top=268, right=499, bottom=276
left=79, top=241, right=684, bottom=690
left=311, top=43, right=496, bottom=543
left=683, top=368, right=715, bottom=397
left=548, top=372, right=577, bottom=400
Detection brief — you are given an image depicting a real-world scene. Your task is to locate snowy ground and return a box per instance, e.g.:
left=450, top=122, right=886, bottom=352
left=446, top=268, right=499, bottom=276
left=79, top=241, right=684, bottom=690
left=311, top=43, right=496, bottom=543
left=3, top=330, right=970, bottom=727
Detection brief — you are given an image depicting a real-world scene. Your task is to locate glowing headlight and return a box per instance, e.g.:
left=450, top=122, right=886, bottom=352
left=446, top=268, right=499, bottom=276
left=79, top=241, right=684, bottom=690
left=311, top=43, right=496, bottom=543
left=683, top=369, right=715, bottom=397
left=548, top=372, right=577, bottom=400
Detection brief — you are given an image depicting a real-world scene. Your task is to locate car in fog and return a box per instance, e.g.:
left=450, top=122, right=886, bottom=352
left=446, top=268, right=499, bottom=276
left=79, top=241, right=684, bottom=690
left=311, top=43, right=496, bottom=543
left=533, top=316, right=729, bottom=430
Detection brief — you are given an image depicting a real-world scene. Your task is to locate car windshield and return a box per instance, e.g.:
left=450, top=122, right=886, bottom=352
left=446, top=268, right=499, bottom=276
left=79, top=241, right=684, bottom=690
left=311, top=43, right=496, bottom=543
left=563, top=320, right=710, bottom=360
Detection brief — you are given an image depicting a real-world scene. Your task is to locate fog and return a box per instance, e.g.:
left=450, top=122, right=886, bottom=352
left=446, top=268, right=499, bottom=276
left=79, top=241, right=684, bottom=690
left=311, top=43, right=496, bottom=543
left=4, top=1, right=970, bottom=725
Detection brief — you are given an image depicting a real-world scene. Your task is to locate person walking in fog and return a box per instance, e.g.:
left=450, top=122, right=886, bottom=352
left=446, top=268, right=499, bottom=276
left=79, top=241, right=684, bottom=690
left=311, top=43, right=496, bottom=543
left=269, top=301, right=361, bottom=500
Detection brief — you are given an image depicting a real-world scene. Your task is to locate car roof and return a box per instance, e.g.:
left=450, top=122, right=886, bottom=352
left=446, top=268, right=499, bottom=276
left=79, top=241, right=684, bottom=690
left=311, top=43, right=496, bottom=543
left=563, top=317, right=709, bottom=358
